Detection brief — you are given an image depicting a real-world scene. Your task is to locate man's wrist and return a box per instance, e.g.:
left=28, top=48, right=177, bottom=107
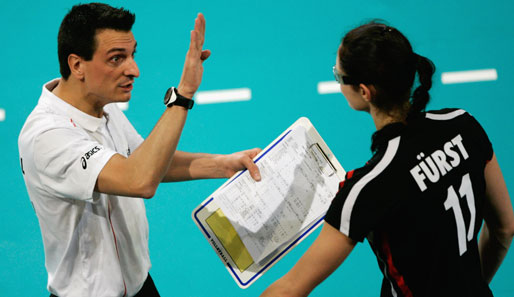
left=176, top=85, right=195, bottom=99
left=213, top=154, right=229, bottom=178
left=164, top=87, right=194, bottom=109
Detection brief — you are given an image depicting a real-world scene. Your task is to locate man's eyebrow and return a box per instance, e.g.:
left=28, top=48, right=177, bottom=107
left=107, top=43, right=137, bottom=54
left=107, top=48, right=127, bottom=54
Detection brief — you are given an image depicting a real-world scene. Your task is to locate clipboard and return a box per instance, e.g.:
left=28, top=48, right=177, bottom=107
left=192, top=117, right=345, bottom=288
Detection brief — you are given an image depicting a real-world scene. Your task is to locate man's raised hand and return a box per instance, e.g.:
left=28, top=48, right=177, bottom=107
left=178, top=13, right=211, bottom=98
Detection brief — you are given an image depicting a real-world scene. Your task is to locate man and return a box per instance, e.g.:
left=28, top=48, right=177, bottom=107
left=18, top=3, right=261, bottom=296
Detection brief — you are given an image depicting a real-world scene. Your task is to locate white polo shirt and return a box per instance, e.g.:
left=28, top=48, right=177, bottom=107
left=18, top=79, right=150, bottom=297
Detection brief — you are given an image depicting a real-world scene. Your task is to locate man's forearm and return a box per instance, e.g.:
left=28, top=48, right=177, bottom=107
left=96, top=106, right=189, bottom=198
left=132, top=106, right=189, bottom=179
left=162, top=151, right=224, bottom=182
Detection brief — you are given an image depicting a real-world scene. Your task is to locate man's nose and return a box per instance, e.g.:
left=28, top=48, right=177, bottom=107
left=124, top=57, right=140, bottom=78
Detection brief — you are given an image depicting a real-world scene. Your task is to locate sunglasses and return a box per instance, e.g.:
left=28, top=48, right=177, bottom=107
left=332, top=66, right=361, bottom=85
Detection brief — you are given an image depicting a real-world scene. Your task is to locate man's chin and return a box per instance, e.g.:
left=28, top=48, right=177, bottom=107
left=116, top=92, right=132, bottom=102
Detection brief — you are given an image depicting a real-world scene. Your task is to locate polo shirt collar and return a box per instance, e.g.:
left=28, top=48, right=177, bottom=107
left=41, top=79, right=107, bottom=132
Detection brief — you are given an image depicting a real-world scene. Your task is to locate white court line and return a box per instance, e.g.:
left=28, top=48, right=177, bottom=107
left=441, top=69, right=497, bottom=84
left=0, top=108, right=5, bottom=121
left=116, top=102, right=129, bottom=111
left=195, top=88, right=251, bottom=104
left=317, top=81, right=340, bottom=94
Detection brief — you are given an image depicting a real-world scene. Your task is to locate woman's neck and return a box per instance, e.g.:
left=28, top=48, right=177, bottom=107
left=369, top=103, right=409, bottom=130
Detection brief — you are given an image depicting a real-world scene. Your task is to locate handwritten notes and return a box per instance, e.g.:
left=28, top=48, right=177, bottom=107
left=215, top=126, right=340, bottom=263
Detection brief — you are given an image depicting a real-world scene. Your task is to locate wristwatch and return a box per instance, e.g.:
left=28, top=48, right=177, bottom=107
left=163, top=87, right=194, bottom=109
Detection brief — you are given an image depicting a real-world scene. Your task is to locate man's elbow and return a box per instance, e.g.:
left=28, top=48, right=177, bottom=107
left=131, top=179, right=158, bottom=199
left=139, top=187, right=156, bottom=199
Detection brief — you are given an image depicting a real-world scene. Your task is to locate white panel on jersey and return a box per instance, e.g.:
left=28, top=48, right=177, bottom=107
left=340, top=136, right=401, bottom=236
left=426, top=109, right=466, bottom=121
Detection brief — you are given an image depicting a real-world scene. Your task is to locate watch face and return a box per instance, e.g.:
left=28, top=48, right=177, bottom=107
left=164, top=87, right=177, bottom=105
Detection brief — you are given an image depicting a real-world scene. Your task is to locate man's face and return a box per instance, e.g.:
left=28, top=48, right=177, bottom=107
left=82, top=29, right=139, bottom=105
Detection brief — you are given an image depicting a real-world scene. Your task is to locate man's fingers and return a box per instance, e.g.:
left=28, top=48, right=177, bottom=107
left=241, top=149, right=261, bottom=181
left=248, top=148, right=262, bottom=158
left=187, top=14, right=206, bottom=58
left=178, top=13, right=206, bottom=96
left=246, top=161, right=261, bottom=182
left=188, top=30, right=198, bottom=56
left=246, top=148, right=262, bottom=181
left=197, top=13, right=206, bottom=40
left=194, top=13, right=205, bottom=50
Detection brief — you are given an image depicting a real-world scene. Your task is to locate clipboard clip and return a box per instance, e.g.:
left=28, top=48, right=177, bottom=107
left=309, top=143, right=336, bottom=177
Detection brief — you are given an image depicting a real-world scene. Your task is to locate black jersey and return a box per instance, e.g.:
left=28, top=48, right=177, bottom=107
left=325, top=108, right=494, bottom=297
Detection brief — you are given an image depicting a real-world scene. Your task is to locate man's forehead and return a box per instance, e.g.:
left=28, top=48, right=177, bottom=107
left=95, top=29, right=136, bottom=51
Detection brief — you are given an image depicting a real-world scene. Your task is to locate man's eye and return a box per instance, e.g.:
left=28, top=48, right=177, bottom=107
left=110, top=56, right=122, bottom=63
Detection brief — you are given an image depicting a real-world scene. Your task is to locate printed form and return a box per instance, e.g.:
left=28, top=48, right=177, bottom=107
left=215, top=126, right=340, bottom=263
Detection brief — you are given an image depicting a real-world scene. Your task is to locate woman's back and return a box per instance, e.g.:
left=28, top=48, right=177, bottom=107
left=261, top=21, right=513, bottom=297
left=326, top=108, right=493, bottom=296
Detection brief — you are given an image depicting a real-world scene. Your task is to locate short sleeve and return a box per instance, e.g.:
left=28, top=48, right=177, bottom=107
left=325, top=155, right=402, bottom=242
left=466, top=112, right=493, bottom=162
left=324, top=167, right=381, bottom=242
left=34, top=127, right=116, bottom=201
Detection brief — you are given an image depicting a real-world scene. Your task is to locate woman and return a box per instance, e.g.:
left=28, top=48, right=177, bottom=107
left=261, top=21, right=514, bottom=297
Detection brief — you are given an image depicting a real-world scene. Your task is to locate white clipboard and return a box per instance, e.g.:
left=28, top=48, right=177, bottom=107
left=192, top=117, right=345, bottom=288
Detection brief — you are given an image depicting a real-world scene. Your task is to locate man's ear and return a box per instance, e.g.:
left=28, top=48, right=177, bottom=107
left=68, top=54, right=85, bottom=80
left=359, top=83, right=376, bottom=103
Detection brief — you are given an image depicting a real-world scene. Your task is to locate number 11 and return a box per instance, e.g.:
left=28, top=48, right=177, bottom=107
left=443, top=173, right=476, bottom=256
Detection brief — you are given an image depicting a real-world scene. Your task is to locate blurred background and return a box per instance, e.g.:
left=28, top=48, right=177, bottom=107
left=1, top=0, right=513, bottom=295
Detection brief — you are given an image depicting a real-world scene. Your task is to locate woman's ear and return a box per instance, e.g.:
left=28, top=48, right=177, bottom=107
left=359, top=83, right=376, bottom=103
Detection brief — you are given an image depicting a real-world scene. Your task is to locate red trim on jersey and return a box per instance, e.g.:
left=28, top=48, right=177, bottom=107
left=338, top=170, right=356, bottom=190
left=381, top=233, right=413, bottom=297
left=70, top=118, right=76, bottom=127
left=108, top=202, right=128, bottom=297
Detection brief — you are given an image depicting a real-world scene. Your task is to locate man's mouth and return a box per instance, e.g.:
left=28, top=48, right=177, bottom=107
left=119, top=82, right=133, bottom=91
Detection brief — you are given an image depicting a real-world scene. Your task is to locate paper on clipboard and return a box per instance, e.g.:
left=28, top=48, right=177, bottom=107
left=192, top=117, right=345, bottom=288
left=215, top=125, right=340, bottom=263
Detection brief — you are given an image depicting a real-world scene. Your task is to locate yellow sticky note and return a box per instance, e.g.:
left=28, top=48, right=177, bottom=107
left=206, top=208, right=254, bottom=272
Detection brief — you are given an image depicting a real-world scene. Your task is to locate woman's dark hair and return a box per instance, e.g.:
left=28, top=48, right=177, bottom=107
left=338, top=21, right=435, bottom=119
left=57, top=3, right=135, bottom=80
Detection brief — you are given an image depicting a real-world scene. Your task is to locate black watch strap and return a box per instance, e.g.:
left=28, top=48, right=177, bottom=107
left=163, top=87, right=194, bottom=109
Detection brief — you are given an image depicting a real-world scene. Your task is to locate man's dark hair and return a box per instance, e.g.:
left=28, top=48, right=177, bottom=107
left=57, top=2, right=135, bottom=79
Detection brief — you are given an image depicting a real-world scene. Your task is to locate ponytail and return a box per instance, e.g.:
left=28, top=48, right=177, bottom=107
left=408, top=54, right=436, bottom=119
